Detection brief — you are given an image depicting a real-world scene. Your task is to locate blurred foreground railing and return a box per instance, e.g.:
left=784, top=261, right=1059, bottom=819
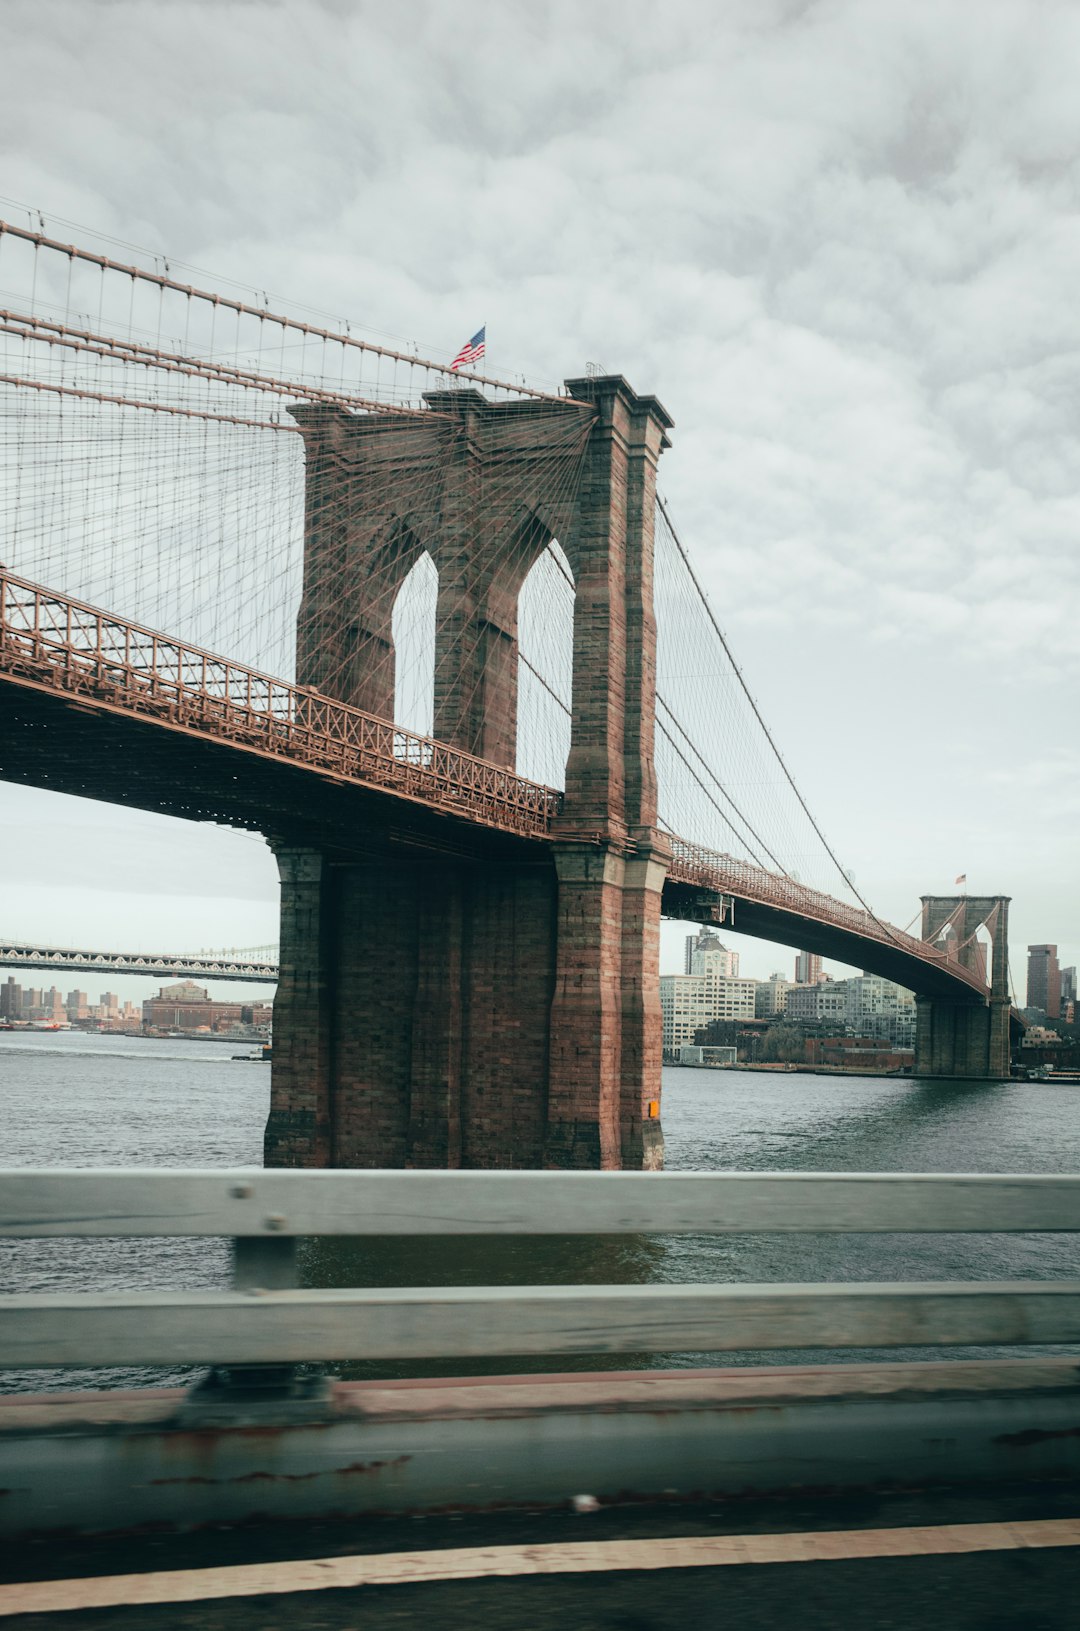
left=3, top=1170, right=1080, bottom=1371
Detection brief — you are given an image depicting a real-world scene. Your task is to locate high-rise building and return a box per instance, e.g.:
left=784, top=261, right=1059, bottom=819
left=1027, top=946, right=1061, bottom=1019
left=684, top=928, right=739, bottom=978
left=690, top=935, right=739, bottom=980
left=1061, top=967, right=1077, bottom=1005
left=0, top=977, right=21, bottom=1019
left=66, top=989, right=89, bottom=1021
left=794, top=951, right=823, bottom=985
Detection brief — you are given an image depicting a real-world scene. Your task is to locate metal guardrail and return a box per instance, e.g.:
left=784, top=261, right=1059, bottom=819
left=667, top=839, right=990, bottom=998
left=0, top=570, right=563, bottom=839
left=3, top=1170, right=1079, bottom=1370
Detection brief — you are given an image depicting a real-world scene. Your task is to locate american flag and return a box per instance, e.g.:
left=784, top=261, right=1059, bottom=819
left=449, top=327, right=486, bottom=371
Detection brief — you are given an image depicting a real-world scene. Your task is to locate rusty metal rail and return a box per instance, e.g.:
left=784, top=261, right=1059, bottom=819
left=0, top=570, right=563, bottom=838
left=667, top=838, right=990, bottom=998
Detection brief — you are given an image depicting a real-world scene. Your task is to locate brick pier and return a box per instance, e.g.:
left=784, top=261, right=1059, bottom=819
left=913, top=895, right=1012, bottom=1079
left=264, top=376, right=673, bottom=1169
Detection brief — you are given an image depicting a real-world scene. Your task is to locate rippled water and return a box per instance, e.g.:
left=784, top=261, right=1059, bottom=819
left=3, top=1033, right=1079, bottom=1390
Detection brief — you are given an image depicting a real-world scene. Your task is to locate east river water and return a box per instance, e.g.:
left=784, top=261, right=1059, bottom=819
left=2, top=1030, right=1079, bottom=1392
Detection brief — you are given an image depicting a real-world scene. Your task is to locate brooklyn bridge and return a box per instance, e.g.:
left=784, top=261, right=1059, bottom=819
left=0, top=219, right=1013, bottom=1169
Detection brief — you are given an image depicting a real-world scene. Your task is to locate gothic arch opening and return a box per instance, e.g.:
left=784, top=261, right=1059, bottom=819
left=971, top=922, right=995, bottom=989
left=392, top=550, right=438, bottom=740
left=516, top=539, right=575, bottom=787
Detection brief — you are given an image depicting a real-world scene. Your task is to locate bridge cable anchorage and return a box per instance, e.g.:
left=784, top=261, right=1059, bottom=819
left=654, top=492, right=907, bottom=948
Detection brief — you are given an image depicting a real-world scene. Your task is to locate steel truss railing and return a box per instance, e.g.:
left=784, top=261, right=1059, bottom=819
left=0, top=570, right=562, bottom=839
left=667, top=838, right=990, bottom=997
left=0, top=573, right=997, bottom=987
left=2, top=1168, right=1080, bottom=1370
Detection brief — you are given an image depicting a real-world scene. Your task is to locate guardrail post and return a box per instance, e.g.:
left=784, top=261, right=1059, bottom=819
left=177, top=1233, right=330, bottom=1425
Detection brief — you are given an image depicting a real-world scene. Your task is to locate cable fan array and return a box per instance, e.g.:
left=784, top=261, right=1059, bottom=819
left=0, top=214, right=874, bottom=917
left=0, top=218, right=578, bottom=687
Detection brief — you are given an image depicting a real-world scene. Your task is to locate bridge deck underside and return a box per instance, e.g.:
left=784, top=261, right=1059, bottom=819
left=0, top=675, right=549, bottom=871
left=2, top=674, right=991, bottom=1012
left=663, top=881, right=986, bottom=1006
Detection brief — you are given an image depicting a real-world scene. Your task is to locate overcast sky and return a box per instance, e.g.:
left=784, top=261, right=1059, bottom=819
left=1, top=0, right=1078, bottom=990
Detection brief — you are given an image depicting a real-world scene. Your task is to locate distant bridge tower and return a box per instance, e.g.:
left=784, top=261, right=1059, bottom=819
left=264, top=376, right=673, bottom=1171
left=914, top=895, right=1011, bottom=1079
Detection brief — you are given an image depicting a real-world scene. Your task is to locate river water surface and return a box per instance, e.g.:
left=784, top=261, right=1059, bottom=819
left=3, top=1031, right=1078, bottom=1390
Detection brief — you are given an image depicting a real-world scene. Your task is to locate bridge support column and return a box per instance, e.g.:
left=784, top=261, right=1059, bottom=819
left=263, top=848, right=334, bottom=1167
left=914, top=997, right=1011, bottom=1079
left=913, top=895, right=1012, bottom=1080
left=269, top=373, right=673, bottom=1171
left=545, top=840, right=667, bottom=1169
left=267, top=849, right=559, bottom=1170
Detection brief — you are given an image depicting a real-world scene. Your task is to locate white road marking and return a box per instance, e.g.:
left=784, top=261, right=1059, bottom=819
left=1, top=1518, right=1078, bottom=1616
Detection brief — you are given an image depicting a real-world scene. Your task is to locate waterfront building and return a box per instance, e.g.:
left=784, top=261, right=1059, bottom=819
left=20, top=986, right=66, bottom=1022
left=1062, top=967, right=1077, bottom=1005
left=65, top=990, right=89, bottom=1021
left=755, top=972, right=790, bottom=1019
left=843, top=974, right=916, bottom=1047
left=660, top=972, right=756, bottom=1053
left=677, top=1044, right=737, bottom=1066
left=784, top=974, right=916, bottom=1045
left=786, top=982, right=848, bottom=1025
left=142, top=979, right=244, bottom=1033
left=0, top=977, right=21, bottom=1019
left=1027, top=945, right=1061, bottom=1019
left=660, top=975, right=715, bottom=1052
left=795, top=951, right=823, bottom=985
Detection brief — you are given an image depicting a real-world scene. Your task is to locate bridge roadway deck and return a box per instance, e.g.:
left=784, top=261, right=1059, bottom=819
left=3, top=1485, right=1078, bottom=1628
left=0, top=641, right=989, bottom=1007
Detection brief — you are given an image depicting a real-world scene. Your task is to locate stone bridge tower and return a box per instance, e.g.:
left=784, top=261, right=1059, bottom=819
left=264, top=376, right=673, bottom=1170
left=914, top=894, right=1011, bottom=1078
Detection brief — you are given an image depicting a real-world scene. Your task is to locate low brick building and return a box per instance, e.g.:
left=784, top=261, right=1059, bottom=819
left=142, top=980, right=244, bottom=1033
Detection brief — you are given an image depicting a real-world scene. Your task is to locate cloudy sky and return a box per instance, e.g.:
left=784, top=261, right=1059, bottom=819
left=1, top=0, right=1078, bottom=995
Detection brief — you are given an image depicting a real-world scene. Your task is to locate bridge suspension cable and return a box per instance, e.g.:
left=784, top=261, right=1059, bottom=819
left=0, top=213, right=923, bottom=960
left=653, top=492, right=901, bottom=939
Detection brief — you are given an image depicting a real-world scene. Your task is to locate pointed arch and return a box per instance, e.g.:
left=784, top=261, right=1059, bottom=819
left=517, top=538, right=575, bottom=786
left=392, top=550, right=438, bottom=738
